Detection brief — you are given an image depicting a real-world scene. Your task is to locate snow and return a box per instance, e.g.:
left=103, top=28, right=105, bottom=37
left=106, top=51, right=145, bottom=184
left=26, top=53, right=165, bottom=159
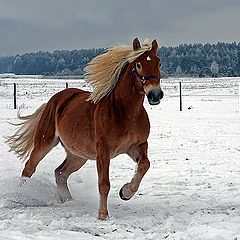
left=0, top=76, right=240, bottom=239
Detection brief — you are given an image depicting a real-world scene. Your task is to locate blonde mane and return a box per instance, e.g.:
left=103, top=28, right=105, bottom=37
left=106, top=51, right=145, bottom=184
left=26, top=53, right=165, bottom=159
left=85, top=41, right=152, bottom=103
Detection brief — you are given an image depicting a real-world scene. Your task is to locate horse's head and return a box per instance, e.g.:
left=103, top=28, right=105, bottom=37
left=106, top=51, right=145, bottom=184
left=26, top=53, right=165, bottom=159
left=132, top=38, right=164, bottom=105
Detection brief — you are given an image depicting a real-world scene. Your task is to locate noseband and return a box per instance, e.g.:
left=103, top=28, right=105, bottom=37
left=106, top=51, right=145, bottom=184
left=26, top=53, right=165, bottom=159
left=131, top=69, right=160, bottom=84
left=131, top=64, right=160, bottom=93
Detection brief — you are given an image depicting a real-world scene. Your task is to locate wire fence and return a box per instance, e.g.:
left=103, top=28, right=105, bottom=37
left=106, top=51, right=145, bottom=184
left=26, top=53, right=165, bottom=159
left=0, top=77, right=239, bottom=111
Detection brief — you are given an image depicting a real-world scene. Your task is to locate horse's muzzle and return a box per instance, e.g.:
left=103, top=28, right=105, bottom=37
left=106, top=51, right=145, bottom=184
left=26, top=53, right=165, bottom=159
left=147, top=88, right=164, bottom=105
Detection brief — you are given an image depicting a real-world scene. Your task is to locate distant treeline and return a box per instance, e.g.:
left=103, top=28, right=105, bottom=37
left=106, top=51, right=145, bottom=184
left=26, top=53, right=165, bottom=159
left=0, top=42, right=240, bottom=77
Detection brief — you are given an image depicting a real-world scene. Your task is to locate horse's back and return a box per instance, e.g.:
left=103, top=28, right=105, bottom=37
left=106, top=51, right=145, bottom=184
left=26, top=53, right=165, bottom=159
left=39, top=88, right=91, bottom=133
left=49, top=88, right=89, bottom=105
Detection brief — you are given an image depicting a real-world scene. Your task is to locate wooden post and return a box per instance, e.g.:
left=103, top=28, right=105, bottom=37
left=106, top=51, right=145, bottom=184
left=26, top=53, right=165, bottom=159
left=13, top=83, right=17, bottom=109
left=179, top=81, right=182, bottom=111
left=66, top=82, right=68, bottom=89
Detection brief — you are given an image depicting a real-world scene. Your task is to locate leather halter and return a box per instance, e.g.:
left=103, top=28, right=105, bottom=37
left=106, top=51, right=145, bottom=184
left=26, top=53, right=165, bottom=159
left=131, top=64, right=160, bottom=93
left=131, top=62, right=160, bottom=83
left=131, top=69, right=160, bottom=84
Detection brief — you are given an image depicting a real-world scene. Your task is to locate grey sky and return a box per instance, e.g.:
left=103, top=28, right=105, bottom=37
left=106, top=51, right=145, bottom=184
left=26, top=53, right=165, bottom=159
left=1, top=0, right=240, bottom=56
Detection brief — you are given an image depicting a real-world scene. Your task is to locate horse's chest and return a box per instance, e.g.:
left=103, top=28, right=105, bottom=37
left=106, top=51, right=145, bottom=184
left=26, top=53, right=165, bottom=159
left=95, top=106, right=150, bottom=158
left=109, top=126, right=143, bottom=158
left=109, top=133, right=132, bottom=157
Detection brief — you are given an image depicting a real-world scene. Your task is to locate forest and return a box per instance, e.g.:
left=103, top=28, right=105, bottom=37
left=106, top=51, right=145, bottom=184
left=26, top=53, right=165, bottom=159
left=0, top=42, right=239, bottom=78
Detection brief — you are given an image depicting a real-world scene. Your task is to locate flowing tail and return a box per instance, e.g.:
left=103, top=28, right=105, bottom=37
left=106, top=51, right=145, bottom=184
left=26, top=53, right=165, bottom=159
left=6, top=104, right=46, bottom=160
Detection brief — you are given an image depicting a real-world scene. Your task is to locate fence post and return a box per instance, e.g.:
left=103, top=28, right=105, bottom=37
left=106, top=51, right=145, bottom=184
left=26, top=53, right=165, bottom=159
left=179, top=81, right=182, bottom=111
left=13, top=83, right=17, bottom=109
left=66, top=82, right=68, bottom=89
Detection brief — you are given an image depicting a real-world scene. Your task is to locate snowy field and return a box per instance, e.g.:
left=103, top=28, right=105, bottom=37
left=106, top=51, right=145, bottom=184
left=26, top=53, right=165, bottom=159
left=0, top=76, right=239, bottom=240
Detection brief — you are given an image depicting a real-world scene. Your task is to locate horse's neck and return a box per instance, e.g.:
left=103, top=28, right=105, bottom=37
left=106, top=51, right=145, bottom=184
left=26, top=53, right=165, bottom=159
left=110, top=65, right=145, bottom=114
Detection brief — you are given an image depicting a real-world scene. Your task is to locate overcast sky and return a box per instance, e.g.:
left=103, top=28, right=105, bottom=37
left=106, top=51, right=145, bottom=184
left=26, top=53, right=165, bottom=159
left=1, top=0, right=240, bottom=56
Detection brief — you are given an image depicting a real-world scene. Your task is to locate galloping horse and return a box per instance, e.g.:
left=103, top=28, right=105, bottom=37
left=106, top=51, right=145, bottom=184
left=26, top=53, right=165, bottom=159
left=7, top=38, right=163, bottom=220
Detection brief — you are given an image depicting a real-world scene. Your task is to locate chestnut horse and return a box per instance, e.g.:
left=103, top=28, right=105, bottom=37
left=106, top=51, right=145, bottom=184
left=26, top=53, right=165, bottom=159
left=7, top=38, right=163, bottom=220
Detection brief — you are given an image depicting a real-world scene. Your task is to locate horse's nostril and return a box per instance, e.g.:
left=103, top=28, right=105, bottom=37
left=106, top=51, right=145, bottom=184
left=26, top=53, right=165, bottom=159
left=147, top=89, right=161, bottom=105
left=148, top=91, right=154, bottom=100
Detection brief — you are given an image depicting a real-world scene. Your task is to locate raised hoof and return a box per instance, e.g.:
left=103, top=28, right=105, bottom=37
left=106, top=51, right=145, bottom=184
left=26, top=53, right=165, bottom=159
left=119, top=187, right=131, bottom=201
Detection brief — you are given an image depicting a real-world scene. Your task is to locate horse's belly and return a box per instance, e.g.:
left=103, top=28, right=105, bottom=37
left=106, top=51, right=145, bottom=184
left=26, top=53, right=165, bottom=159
left=59, top=132, right=96, bottom=159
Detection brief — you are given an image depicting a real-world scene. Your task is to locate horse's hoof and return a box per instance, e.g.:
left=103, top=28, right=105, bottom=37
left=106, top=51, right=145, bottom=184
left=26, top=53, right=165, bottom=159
left=57, top=189, right=73, bottom=203
left=98, top=214, right=109, bottom=221
left=119, top=187, right=131, bottom=201
left=58, top=194, right=72, bottom=203
left=98, top=210, right=109, bottom=220
left=20, top=177, right=29, bottom=187
left=59, top=196, right=72, bottom=203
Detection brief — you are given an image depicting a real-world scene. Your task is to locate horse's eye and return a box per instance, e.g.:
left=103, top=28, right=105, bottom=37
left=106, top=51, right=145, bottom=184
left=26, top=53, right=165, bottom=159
left=136, top=63, right=141, bottom=69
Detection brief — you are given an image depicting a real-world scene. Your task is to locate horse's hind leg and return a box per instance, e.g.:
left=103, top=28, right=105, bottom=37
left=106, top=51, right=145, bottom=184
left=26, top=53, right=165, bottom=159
left=119, top=142, right=150, bottom=200
left=22, top=137, right=58, bottom=178
left=55, top=150, right=87, bottom=202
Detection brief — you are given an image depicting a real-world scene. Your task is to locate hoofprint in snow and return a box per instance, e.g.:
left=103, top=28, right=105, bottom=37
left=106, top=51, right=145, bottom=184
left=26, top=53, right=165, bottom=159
left=0, top=76, right=239, bottom=240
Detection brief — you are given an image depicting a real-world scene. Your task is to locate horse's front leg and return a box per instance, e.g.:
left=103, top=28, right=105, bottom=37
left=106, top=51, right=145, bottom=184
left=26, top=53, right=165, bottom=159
left=96, top=142, right=111, bottom=220
left=119, top=142, right=150, bottom=200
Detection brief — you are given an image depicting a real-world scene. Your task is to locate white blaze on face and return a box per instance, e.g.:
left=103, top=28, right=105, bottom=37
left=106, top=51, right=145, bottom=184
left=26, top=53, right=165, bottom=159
left=147, top=56, right=151, bottom=61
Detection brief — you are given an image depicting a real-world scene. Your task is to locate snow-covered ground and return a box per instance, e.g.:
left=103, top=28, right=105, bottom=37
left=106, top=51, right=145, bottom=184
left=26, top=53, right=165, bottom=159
left=0, top=76, right=239, bottom=240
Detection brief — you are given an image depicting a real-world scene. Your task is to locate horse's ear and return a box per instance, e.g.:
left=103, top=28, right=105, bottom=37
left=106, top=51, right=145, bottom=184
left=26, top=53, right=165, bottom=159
left=133, top=37, right=141, bottom=51
left=151, top=39, right=158, bottom=55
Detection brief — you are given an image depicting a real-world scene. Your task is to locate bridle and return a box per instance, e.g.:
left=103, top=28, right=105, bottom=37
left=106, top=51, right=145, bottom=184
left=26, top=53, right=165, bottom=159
left=131, top=69, right=160, bottom=84
left=131, top=63, right=160, bottom=92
